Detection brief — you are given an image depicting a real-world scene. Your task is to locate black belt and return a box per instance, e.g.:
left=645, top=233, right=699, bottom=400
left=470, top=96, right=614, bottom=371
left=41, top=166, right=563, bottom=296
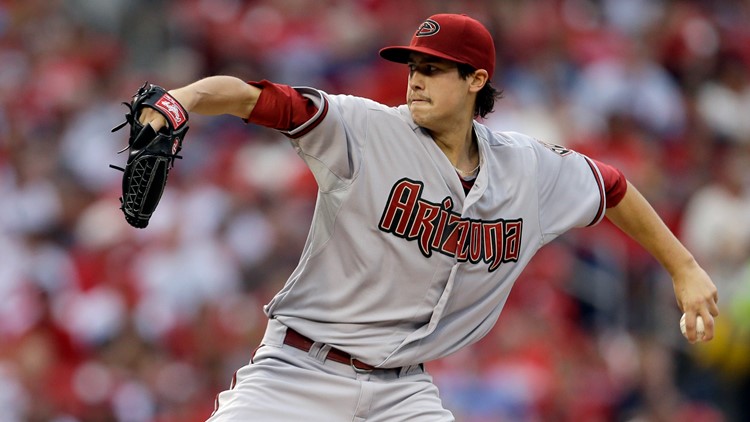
left=282, top=328, right=377, bottom=371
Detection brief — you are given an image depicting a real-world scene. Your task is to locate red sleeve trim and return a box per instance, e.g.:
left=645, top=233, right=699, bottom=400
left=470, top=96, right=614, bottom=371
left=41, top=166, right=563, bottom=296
left=591, top=159, right=627, bottom=208
left=584, top=157, right=606, bottom=227
left=288, top=98, right=328, bottom=140
left=246, top=80, right=318, bottom=131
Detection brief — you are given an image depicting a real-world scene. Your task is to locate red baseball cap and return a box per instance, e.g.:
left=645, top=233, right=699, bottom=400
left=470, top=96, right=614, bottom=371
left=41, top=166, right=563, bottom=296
left=379, top=14, right=495, bottom=78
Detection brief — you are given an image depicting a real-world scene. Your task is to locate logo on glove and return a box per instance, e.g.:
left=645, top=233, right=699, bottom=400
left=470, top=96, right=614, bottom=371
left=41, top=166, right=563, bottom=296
left=156, top=94, right=187, bottom=129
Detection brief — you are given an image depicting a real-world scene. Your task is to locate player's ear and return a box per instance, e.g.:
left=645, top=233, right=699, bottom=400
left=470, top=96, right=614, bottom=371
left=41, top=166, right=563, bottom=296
left=469, top=69, right=489, bottom=93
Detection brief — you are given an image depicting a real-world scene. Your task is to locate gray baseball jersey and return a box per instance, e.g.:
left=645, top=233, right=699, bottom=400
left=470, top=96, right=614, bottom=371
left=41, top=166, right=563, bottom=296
left=264, top=87, right=605, bottom=368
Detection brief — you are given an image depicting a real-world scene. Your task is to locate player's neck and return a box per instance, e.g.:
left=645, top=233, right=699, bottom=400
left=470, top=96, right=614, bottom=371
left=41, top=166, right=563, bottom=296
left=429, top=122, right=479, bottom=174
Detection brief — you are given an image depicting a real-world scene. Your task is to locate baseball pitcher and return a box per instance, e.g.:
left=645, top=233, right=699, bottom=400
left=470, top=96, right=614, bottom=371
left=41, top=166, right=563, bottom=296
left=122, top=13, right=719, bottom=422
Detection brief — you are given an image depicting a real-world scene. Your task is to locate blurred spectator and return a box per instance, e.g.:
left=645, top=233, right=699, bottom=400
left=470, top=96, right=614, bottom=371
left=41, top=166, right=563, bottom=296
left=695, top=53, right=750, bottom=144
left=0, top=0, right=748, bottom=421
left=568, top=37, right=686, bottom=140
left=681, top=144, right=750, bottom=298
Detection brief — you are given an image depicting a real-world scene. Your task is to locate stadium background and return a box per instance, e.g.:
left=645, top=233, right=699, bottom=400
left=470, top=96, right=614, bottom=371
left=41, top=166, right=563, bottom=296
left=1, top=0, right=750, bottom=421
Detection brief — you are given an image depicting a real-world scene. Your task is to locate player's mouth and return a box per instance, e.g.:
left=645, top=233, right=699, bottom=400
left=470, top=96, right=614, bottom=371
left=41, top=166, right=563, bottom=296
left=409, top=97, right=430, bottom=105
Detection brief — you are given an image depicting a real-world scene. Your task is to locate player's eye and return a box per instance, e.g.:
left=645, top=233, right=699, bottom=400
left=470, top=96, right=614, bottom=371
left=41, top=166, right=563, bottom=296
left=408, top=64, right=440, bottom=76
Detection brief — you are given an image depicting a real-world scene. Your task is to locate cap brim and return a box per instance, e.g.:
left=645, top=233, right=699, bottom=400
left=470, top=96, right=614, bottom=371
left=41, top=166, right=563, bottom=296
left=379, top=46, right=464, bottom=66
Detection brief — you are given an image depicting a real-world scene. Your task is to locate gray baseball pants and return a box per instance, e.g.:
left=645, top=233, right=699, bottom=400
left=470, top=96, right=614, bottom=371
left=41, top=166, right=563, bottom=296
left=206, top=319, right=455, bottom=421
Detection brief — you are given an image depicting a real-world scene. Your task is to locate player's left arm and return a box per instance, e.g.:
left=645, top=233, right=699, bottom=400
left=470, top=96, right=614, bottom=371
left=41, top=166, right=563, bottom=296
left=136, top=76, right=318, bottom=131
left=605, top=181, right=720, bottom=342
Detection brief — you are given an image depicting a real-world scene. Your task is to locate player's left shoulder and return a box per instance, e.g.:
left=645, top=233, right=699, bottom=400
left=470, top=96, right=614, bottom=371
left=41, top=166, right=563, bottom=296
left=477, top=124, right=539, bottom=151
left=532, top=138, right=574, bottom=157
left=479, top=126, right=584, bottom=171
left=499, top=129, right=576, bottom=158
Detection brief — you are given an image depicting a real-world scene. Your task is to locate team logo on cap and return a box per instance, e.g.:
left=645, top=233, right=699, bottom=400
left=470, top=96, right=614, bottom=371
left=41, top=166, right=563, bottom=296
left=415, top=19, right=439, bottom=37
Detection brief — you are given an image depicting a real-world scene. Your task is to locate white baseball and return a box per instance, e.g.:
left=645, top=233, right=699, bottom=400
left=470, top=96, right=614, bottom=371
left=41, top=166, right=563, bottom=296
left=680, top=313, right=705, bottom=341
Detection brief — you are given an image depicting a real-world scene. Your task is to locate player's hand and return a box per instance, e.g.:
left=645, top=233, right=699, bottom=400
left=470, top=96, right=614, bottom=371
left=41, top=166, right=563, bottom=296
left=672, top=262, right=719, bottom=343
left=138, top=106, right=168, bottom=132
left=137, top=89, right=188, bottom=132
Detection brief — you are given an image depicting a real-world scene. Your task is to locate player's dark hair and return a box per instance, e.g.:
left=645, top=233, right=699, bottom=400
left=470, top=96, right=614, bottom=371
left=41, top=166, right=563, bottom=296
left=457, top=63, right=502, bottom=119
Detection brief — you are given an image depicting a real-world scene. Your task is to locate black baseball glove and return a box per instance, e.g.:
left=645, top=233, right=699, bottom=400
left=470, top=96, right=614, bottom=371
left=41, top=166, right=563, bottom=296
left=110, top=82, right=189, bottom=228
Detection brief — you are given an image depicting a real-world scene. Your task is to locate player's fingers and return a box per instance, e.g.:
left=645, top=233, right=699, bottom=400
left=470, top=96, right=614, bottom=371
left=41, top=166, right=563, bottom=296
left=137, top=107, right=155, bottom=123
left=138, top=107, right=167, bottom=131
left=699, top=293, right=719, bottom=342
left=708, top=298, right=719, bottom=317
left=683, top=311, right=699, bottom=343
left=699, top=310, right=715, bottom=342
left=711, top=290, right=719, bottom=315
left=147, top=117, right=167, bottom=132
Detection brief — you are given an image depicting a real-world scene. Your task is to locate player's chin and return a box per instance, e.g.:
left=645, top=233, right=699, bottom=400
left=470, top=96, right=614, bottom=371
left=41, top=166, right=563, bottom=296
left=409, top=104, right=432, bottom=127
left=411, top=114, right=430, bottom=129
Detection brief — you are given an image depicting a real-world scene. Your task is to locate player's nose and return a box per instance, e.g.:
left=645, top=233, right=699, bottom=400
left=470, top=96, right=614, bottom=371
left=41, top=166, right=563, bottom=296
left=408, top=71, right=425, bottom=91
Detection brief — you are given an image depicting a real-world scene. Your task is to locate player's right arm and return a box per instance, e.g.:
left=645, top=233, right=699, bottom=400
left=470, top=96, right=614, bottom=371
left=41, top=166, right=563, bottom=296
left=139, top=76, right=262, bottom=129
left=605, top=181, right=719, bottom=342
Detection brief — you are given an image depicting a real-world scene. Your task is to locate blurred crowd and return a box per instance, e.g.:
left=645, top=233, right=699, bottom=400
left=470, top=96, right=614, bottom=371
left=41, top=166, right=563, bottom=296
left=1, top=0, right=750, bottom=421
